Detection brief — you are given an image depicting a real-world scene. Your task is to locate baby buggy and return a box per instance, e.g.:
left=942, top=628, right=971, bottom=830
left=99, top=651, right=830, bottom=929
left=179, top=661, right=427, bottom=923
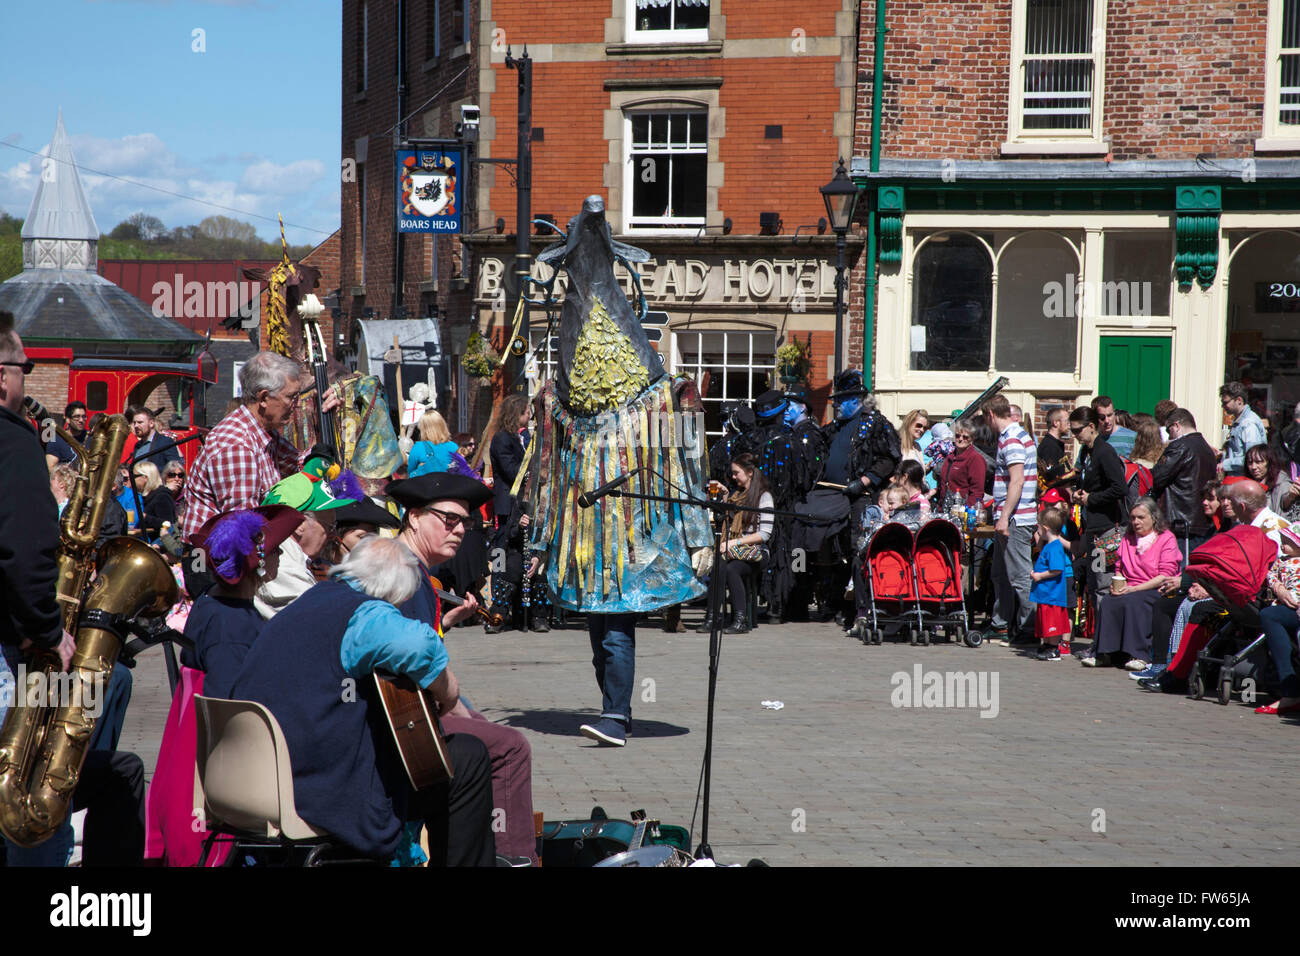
left=858, top=520, right=922, bottom=644
left=914, top=518, right=979, bottom=647
left=1164, top=525, right=1279, bottom=704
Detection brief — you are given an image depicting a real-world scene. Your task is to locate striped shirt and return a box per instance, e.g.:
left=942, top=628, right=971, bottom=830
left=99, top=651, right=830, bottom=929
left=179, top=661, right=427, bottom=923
left=994, top=423, right=1037, bottom=526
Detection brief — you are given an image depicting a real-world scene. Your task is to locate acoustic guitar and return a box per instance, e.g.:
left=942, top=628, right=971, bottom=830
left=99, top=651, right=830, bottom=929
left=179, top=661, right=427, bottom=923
left=372, top=672, right=455, bottom=789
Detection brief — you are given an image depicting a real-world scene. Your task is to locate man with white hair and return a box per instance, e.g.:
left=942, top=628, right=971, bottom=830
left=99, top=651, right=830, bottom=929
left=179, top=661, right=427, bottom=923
left=229, top=534, right=496, bottom=866
left=180, top=350, right=341, bottom=544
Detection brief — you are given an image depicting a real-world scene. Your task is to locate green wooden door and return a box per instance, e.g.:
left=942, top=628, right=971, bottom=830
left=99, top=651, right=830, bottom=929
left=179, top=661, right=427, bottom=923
left=1098, top=336, right=1172, bottom=415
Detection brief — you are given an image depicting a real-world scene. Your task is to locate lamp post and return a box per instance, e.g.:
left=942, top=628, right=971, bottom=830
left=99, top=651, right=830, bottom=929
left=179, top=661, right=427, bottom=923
left=820, top=157, right=861, bottom=372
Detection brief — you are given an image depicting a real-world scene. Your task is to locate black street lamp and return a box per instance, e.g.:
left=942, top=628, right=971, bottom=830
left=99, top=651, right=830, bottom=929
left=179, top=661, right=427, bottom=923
left=820, top=157, right=861, bottom=371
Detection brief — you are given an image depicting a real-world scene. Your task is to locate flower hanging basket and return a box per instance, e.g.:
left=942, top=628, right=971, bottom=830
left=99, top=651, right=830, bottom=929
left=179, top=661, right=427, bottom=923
left=775, top=336, right=811, bottom=386
left=462, top=329, right=501, bottom=382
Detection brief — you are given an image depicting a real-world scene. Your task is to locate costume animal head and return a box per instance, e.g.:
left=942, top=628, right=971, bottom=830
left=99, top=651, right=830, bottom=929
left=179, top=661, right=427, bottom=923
left=537, top=195, right=665, bottom=416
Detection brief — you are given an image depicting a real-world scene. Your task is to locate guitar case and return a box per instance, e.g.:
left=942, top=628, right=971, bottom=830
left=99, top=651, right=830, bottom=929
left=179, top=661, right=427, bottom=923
left=540, top=807, right=690, bottom=867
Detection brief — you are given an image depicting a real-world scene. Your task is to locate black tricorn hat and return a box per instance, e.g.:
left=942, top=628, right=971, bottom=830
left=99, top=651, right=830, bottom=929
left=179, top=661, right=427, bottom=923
left=333, top=496, right=402, bottom=530
left=829, top=369, right=869, bottom=399
left=754, top=389, right=788, bottom=419
left=386, top=472, right=493, bottom=511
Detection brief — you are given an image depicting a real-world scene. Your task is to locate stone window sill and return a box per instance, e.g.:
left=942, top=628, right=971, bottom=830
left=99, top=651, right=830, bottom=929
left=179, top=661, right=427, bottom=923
left=606, top=40, right=722, bottom=57
left=1000, top=140, right=1110, bottom=156
left=1254, top=136, right=1300, bottom=153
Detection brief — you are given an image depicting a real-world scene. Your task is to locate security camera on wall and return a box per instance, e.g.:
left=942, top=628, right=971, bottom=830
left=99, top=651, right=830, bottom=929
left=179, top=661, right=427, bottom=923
left=458, top=104, right=481, bottom=143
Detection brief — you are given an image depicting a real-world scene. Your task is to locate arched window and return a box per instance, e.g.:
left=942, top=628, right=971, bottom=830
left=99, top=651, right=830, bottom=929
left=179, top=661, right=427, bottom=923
left=911, top=233, right=993, bottom=371
left=995, top=232, right=1079, bottom=372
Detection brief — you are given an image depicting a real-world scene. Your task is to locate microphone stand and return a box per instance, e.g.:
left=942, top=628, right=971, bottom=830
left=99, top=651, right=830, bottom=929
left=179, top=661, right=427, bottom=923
left=598, top=481, right=805, bottom=861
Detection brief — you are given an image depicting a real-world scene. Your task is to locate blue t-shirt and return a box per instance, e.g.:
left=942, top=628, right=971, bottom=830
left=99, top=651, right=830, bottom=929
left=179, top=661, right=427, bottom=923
left=1030, top=538, right=1073, bottom=607
left=115, top=486, right=141, bottom=531
left=407, top=440, right=459, bottom=477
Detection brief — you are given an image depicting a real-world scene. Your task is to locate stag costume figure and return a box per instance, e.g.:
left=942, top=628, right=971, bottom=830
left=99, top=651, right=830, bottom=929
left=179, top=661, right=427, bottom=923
left=515, top=197, right=712, bottom=747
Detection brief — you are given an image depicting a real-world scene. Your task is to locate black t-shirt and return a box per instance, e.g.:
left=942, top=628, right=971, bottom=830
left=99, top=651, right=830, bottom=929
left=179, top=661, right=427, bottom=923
left=1038, top=433, right=1069, bottom=485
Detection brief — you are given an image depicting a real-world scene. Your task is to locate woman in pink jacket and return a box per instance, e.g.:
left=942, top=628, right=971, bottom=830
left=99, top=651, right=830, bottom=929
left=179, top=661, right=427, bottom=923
left=1082, top=497, right=1183, bottom=670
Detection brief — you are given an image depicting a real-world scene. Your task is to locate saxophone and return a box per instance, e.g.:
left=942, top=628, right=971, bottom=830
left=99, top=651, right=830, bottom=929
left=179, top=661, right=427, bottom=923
left=0, top=403, right=178, bottom=847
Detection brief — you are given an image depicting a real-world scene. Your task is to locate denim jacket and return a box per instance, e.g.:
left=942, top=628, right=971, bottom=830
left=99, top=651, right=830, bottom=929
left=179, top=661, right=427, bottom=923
left=1224, top=406, right=1266, bottom=476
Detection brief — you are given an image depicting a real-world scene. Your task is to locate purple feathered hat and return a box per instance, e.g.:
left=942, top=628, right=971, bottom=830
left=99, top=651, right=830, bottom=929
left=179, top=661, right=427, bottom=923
left=191, top=505, right=305, bottom=585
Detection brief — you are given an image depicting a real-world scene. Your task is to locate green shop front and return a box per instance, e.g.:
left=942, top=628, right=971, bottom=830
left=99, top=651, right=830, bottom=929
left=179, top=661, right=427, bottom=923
left=852, top=158, right=1300, bottom=440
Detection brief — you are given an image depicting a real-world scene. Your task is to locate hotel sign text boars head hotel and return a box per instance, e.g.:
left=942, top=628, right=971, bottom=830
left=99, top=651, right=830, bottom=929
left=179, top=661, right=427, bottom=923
left=475, top=254, right=842, bottom=313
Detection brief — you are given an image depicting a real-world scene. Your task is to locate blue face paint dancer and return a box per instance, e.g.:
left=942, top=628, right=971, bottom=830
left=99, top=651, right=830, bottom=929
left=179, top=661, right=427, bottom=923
left=512, top=196, right=713, bottom=747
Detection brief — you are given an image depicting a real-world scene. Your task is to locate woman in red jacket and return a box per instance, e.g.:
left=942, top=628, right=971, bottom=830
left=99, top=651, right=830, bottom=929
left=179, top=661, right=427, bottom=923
left=938, top=419, right=987, bottom=509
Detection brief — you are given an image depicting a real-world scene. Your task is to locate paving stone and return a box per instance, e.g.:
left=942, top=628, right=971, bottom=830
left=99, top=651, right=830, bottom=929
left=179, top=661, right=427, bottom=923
left=117, top=616, right=1300, bottom=866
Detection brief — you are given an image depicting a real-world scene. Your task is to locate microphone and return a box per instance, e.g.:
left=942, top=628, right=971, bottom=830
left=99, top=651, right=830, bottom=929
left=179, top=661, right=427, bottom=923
left=578, top=469, right=640, bottom=508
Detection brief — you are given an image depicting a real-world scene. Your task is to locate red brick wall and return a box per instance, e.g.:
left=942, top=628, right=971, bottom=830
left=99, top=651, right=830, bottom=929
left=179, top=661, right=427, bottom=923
left=483, top=13, right=845, bottom=231
left=26, top=359, right=70, bottom=419
left=303, top=228, right=343, bottom=351
left=856, top=0, right=1275, bottom=162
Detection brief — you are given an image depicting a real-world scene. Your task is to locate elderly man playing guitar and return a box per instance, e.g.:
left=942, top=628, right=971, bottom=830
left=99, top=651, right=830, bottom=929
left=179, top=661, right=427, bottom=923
left=386, top=472, right=538, bottom=865
left=229, top=534, right=496, bottom=865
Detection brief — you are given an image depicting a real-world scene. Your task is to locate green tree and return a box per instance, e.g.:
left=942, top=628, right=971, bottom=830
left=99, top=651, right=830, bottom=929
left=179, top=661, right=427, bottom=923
left=198, top=215, right=258, bottom=242
left=0, top=235, right=21, bottom=282
left=109, top=212, right=166, bottom=242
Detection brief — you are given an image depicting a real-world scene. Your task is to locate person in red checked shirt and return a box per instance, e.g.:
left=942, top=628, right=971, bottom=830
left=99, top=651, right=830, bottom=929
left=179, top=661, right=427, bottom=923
left=180, top=352, right=341, bottom=579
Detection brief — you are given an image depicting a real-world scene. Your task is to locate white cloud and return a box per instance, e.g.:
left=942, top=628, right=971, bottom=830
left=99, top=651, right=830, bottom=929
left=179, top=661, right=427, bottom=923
left=0, top=128, right=337, bottom=243
left=239, top=158, right=327, bottom=195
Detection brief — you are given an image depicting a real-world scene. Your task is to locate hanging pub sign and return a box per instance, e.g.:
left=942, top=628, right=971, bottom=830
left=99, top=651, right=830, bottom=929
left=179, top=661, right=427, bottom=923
left=397, top=148, right=463, bottom=233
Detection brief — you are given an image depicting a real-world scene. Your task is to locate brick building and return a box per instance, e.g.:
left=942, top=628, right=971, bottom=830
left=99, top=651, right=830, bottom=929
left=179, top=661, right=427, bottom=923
left=341, top=0, right=858, bottom=435
left=851, top=0, right=1300, bottom=446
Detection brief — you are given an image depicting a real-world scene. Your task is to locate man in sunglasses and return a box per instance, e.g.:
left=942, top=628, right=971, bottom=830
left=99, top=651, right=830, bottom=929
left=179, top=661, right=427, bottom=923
left=0, top=314, right=76, bottom=670
left=0, top=314, right=144, bottom=867
left=388, top=472, right=539, bottom=864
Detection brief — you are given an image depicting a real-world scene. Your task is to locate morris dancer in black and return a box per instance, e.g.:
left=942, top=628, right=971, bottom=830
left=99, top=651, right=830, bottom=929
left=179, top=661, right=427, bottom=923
left=795, top=369, right=900, bottom=629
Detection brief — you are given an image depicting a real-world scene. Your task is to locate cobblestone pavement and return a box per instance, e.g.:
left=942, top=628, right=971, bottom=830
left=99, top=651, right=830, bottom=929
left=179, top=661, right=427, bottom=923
left=121, top=616, right=1300, bottom=867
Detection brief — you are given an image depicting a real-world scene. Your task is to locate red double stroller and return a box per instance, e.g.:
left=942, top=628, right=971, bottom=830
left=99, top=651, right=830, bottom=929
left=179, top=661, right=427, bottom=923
left=859, top=517, right=978, bottom=646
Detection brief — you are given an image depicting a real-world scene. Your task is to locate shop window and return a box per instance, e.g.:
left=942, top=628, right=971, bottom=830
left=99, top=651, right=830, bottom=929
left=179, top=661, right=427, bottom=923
left=673, top=330, right=775, bottom=436
left=626, top=111, right=707, bottom=232
left=1008, top=0, right=1106, bottom=143
left=527, top=327, right=561, bottom=393
left=628, top=0, right=709, bottom=43
left=1101, top=232, right=1172, bottom=317
left=911, top=234, right=993, bottom=372
left=995, top=233, right=1079, bottom=373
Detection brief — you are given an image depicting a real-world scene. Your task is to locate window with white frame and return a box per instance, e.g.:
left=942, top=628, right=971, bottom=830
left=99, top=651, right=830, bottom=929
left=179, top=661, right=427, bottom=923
left=626, top=111, right=707, bottom=232
left=527, top=326, right=561, bottom=396
left=911, top=234, right=993, bottom=372
left=1008, top=0, right=1105, bottom=142
left=1265, top=0, right=1300, bottom=138
left=628, top=0, right=709, bottom=43
left=673, top=331, right=775, bottom=437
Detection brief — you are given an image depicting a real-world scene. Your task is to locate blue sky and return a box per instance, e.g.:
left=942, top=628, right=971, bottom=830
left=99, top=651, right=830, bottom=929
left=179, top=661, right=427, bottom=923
left=1, top=0, right=342, bottom=247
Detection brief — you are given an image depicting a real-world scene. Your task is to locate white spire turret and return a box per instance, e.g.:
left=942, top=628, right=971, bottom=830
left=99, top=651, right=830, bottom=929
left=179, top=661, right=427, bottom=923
left=21, top=111, right=99, bottom=271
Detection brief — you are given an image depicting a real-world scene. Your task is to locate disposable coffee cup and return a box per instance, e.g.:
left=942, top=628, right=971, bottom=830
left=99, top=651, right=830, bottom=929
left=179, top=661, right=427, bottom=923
left=1111, top=574, right=1127, bottom=594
